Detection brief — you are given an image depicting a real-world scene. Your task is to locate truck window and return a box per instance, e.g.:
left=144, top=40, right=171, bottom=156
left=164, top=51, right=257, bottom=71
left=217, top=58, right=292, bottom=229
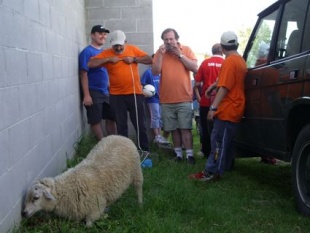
left=276, top=0, right=307, bottom=58
left=246, top=10, right=278, bottom=68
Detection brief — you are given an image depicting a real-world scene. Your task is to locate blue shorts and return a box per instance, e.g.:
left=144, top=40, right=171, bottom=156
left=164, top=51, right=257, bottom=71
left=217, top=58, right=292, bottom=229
left=147, top=103, right=162, bottom=129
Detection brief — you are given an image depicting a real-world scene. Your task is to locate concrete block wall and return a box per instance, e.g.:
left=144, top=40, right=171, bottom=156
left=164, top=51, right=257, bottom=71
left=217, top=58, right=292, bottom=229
left=85, top=0, right=154, bottom=57
left=0, top=0, right=87, bottom=232
left=0, top=0, right=154, bottom=232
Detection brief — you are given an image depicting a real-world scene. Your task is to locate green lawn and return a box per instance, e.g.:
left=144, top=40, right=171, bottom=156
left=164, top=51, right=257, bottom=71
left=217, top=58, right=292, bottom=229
left=15, top=132, right=310, bottom=233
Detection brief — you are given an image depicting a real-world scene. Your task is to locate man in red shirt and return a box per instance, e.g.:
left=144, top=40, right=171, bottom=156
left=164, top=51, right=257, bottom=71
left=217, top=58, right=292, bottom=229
left=194, top=44, right=224, bottom=158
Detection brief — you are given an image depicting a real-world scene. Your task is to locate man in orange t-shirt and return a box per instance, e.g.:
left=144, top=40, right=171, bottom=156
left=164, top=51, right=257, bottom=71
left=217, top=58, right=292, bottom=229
left=152, top=28, right=198, bottom=164
left=88, top=30, right=152, bottom=152
left=190, top=31, right=247, bottom=181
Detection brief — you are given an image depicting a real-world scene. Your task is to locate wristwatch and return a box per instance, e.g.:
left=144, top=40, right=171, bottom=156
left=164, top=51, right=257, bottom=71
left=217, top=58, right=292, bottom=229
left=178, top=54, right=183, bottom=59
left=133, top=57, right=137, bottom=63
left=210, top=105, right=217, bottom=111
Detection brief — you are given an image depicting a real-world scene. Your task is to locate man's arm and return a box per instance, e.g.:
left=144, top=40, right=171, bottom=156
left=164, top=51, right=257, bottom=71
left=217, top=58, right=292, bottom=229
left=151, top=52, right=163, bottom=76
left=194, top=82, right=202, bottom=102
left=88, top=57, right=121, bottom=68
left=136, top=55, right=152, bottom=64
left=179, top=55, right=198, bottom=73
left=152, top=45, right=166, bottom=75
left=207, top=86, right=228, bottom=120
left=80, top=70, right=92, bottom=106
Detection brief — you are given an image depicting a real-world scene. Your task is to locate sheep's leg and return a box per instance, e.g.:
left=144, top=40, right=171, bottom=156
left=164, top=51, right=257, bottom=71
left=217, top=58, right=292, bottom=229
left=85, top=197, right=106, bottom=227
left=133, top=170, right=143, bottom=205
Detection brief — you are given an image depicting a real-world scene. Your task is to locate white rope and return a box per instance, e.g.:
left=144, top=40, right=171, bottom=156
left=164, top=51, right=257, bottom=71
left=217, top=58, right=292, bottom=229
left=129, top=64, right=149, bottom=163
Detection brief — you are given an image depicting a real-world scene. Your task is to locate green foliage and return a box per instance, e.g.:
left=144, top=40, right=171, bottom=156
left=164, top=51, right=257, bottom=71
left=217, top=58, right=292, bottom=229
left=238, top=27, right=253, bottom=55
left=67, top=133, right=97, bottom=168
left=16, top=132, right=310, bottom=233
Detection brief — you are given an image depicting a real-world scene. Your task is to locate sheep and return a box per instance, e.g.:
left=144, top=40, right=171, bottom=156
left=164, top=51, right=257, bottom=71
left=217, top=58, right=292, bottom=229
left=22, top=135, right=143, bottom=227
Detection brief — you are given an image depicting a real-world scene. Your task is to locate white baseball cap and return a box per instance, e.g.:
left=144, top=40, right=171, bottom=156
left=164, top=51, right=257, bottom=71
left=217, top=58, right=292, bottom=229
left=220, top=31, right=238, bottom=46
left=110, top=30, right=126, bottom=46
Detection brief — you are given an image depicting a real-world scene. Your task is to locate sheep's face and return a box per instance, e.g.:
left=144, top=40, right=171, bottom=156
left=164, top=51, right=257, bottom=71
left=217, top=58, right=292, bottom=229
left=22, top=182, right=56, bottom=218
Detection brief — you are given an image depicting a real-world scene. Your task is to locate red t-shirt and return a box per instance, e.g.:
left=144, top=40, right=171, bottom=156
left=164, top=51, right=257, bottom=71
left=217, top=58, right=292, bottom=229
left=195, top=55, right=224, bottom=106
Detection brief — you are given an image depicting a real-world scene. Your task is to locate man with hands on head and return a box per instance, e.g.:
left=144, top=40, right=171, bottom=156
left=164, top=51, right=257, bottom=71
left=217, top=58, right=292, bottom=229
left=88, top=30, right=153, bottom=153
left=152, top=28, right=198, bottom=164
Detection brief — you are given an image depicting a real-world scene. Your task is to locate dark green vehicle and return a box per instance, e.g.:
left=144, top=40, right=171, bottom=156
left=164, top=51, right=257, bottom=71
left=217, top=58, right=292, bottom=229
left=234, top=0, right=310, bottom=215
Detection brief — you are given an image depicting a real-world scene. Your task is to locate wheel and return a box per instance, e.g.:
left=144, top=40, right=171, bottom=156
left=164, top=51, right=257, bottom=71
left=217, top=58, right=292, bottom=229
left=292, top=124, right=310, bottom=216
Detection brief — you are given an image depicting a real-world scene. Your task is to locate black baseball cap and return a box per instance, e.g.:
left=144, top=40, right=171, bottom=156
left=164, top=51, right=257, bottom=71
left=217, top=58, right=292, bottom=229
left=91, top=25, right=110, bottom=34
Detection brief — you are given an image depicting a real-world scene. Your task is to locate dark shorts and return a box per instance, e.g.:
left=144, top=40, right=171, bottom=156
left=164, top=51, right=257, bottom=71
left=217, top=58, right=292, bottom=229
left=85, top=90, right=115, bottom=124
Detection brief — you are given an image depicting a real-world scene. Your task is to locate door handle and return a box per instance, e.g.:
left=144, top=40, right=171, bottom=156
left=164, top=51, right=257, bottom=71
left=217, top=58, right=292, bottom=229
left=289, top=70, right=299, bottom=79
left=252, top=78, right=258, bottom=86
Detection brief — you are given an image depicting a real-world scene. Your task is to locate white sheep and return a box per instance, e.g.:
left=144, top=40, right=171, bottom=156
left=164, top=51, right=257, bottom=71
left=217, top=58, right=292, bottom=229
left=22, top=135, right=143, bottom=227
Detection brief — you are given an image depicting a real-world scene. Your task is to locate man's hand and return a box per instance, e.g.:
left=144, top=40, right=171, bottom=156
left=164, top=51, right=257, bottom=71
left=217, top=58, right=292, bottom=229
left=83, top=95, right=93, bottom=106
left=159, top=44, right=166, bottom=54
left=109, top=57, right=122, bottom=64
left=207, top=110, right=215, bottom=121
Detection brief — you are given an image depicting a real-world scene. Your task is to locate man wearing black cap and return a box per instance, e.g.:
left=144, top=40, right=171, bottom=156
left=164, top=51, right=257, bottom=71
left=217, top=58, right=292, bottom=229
left=79, top=25, right=117, bottom=140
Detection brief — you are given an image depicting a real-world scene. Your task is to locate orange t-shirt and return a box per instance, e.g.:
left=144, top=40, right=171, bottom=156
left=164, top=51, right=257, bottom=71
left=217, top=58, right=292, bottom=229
left=92, top=45, right=148, bottom=95
left=154, top=44, right=197, bottom=103
left=215, top=54, right=247, bottom=123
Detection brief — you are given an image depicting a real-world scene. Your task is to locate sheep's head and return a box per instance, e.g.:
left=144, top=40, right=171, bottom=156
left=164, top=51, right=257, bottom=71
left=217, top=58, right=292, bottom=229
left=22, top=179, right=56, bottom=218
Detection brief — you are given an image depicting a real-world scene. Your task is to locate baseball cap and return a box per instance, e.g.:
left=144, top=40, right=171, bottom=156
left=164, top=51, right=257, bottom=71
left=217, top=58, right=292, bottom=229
left=110, top=30, right=126, bottom=46
left=220, top=31, right=238, bottom=46
left=91, top=25, right=110, bottom=34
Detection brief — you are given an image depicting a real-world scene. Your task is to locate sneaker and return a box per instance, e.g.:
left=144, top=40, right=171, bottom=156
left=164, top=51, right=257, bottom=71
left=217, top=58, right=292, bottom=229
left=153, top=135, right=170, bottom=144
left=189, top=171, right=220, bottom=182
left=196, top=151, right=204, bottom=158
left=187, top=156, right=195, bottom=165
left=174, top=156, right=183, bottom=162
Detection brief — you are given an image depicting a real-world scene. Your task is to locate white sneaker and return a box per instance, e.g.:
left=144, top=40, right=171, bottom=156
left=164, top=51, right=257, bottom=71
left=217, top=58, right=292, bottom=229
left=153, top=135, right=169, bottom=144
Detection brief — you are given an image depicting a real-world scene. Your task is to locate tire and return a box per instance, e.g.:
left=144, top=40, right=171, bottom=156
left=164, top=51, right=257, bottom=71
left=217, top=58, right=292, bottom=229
left=292, top=124, right=310, bottom=216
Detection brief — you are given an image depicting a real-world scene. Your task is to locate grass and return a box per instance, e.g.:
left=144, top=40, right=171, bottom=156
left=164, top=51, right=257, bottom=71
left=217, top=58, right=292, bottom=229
left=15, top=130, right=310, bottom=233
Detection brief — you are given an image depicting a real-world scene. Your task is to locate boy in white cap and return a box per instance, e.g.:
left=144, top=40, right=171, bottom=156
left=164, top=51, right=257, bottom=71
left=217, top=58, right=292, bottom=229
left=190, top=31, right=247, bottom=181
left=87, top=30, right=152, bottom=153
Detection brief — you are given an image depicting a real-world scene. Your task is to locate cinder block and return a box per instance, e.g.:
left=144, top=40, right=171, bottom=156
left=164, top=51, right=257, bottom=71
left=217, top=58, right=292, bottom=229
left=0, top=130, right=10, bottom=177
left=137, top=19, right=153, bottom=32
left=8, top=119, right=31, bottom=164
left=104, top=0, right=136, bottom=7
left=0, top=87, right=20, bottom=132
left=122, top=7, right=152, bottom=19
left=88, top=8, right=121, bottom=21
left=27, top=52, right=43, bottom=83
left=85, top=0, right=103, bottom=8
left=39, top=0, right=51, bottom=27
left=24, top=0, right=40, bottom=22
left=19, top=84, right=37, bottom=119
left=0, top=48, right=5, bottom=88
left=5, top=48, right=27, bottom=86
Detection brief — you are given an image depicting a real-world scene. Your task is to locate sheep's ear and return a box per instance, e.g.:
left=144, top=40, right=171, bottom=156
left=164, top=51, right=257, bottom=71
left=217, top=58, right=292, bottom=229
left=38, top=178, right=54, bottom=188
left=43, top=190, right=56, bottom=201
